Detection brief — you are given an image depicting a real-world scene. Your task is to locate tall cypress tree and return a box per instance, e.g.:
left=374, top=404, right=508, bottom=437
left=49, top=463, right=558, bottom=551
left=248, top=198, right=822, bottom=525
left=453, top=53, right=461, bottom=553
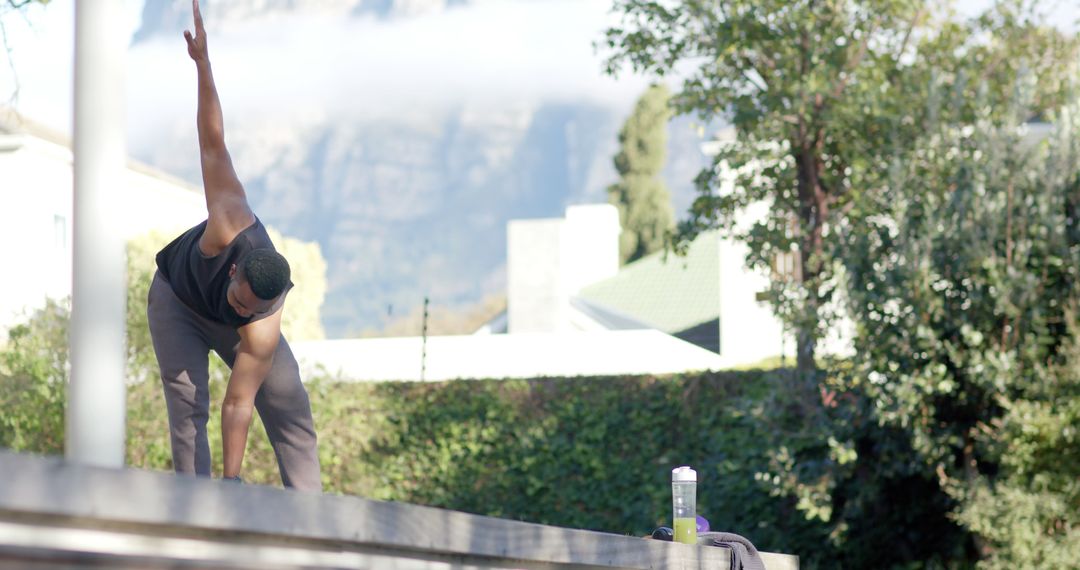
left=607, top=84, right=674, bottom=265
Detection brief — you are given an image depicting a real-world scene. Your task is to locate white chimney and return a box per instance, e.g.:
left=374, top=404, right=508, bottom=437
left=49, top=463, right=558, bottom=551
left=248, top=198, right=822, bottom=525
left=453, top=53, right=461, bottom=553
left=507, top=204, right=620, bottom=333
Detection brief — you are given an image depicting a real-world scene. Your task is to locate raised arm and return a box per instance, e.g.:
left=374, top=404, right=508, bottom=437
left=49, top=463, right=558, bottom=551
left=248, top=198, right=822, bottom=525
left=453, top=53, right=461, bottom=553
left=184, top=0, right=255, bottom=255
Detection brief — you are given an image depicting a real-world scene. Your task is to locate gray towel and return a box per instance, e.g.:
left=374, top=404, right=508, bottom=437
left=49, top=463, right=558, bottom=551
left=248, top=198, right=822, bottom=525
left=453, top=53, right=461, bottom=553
left=698, top=531, right=766, bottom=570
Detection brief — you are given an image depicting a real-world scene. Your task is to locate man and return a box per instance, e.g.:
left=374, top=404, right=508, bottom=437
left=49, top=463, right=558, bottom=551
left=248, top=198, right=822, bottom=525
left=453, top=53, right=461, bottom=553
left=147, top=0, right=321, bottom=491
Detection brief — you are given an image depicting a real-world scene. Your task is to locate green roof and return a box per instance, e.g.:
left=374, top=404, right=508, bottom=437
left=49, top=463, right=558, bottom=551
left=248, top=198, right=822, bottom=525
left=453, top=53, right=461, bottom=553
left=578, top=231, right=720, bottom=333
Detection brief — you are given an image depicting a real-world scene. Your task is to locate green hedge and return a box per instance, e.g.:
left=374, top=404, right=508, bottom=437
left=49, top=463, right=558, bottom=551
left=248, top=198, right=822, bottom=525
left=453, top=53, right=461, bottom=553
left=129, top=371, right=820, bottom=545
left=4, top=352, right=970, bottom=568
left=0, top=298, right=966, bottom=570
left=2, top=312, right=967, bottom=570
left=123, top=369, right=964, bottom=568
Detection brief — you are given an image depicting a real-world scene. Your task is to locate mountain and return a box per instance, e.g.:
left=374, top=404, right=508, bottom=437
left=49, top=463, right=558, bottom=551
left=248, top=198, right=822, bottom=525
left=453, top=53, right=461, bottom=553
left=131, top=0, right=712, bottom=338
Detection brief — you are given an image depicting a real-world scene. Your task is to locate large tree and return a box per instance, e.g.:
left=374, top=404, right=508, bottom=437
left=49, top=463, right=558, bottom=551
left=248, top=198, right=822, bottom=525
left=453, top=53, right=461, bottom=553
left=607, top=83, right=675, bottom=264
left=603, top=0, right=933, bottom=372
left=601, top=0, right=1076, bottom=373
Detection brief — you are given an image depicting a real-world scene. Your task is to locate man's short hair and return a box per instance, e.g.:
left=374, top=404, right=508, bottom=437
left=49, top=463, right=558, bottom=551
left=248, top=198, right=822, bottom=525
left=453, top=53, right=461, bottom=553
left=237, top=248, right=291, bottom=300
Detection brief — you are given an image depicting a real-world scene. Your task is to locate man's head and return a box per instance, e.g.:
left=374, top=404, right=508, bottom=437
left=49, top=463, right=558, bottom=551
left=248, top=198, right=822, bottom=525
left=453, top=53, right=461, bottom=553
left=226, top=248, right=291, bottom=319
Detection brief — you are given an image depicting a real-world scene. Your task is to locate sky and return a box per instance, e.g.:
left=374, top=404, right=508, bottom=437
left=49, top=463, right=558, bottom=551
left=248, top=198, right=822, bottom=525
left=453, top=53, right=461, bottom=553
left=0, top=0, right=1077, bottom=139
left=0, top=0, right=654, bottom=142
left=0, top=1, right=138, bottom=131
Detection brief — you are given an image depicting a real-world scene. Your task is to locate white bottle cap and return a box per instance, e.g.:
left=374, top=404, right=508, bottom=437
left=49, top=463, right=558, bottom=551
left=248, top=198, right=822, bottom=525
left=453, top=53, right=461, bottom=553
left=672, top=466, right=697, bottom=482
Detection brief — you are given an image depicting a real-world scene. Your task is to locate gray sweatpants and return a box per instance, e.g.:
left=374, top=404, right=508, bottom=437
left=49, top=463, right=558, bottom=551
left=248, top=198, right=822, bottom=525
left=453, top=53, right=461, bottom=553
left=146, top=271, right=322, bottom=491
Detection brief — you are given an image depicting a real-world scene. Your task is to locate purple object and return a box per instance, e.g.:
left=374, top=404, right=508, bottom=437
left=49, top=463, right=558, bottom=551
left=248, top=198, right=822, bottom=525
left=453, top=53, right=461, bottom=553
left=696, top=515, right=710, bottom=533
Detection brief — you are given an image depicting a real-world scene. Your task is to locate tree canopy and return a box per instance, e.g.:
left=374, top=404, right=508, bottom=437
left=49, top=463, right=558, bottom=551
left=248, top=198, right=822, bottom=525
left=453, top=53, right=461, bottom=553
left=603, top=0, right=1079, bottom=372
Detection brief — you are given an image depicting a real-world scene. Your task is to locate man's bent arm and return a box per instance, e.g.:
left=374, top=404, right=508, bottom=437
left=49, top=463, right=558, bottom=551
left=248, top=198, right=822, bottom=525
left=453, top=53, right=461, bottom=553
left=221, top=308, right=283, bottom=479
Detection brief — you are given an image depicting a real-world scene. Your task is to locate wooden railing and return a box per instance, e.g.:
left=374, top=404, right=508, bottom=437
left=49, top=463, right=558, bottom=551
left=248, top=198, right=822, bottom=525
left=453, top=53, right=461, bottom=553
left=0, top=450, right=798, bottom=569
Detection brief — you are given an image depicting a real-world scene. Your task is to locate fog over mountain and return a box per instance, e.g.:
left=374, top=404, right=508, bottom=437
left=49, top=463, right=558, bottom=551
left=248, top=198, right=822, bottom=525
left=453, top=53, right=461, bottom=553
left=134, top=0, right=469, bottom=43
left=129, top=0, right=713, bottom=337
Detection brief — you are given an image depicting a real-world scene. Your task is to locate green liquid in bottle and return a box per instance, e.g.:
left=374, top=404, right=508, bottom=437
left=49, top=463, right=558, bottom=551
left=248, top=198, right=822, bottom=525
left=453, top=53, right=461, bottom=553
left=673, top=517, right=697, bottom=544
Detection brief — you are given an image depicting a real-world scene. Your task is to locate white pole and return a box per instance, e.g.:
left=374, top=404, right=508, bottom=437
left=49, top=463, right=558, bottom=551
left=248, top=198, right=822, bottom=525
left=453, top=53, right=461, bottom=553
left=67, top=0, right=127, bottom=468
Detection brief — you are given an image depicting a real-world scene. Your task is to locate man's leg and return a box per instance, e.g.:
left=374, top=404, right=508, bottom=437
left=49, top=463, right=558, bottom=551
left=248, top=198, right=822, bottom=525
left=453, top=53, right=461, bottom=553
left=147, top=272, right=213, bottom=476
left=214, top=335, right=322, bottom=491
left=257, top=337, right=322, bottom=491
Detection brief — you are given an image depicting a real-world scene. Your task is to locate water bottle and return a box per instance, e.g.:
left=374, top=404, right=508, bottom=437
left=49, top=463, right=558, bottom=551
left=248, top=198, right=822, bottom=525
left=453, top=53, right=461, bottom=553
left=671, top=465, right=697, bottom=544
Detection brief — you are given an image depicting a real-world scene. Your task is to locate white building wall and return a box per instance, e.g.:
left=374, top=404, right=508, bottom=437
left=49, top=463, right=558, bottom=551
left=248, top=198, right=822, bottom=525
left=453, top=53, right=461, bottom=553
left=507, top=204, right=620, bottom=334
left=0, top=130, right=205, bottom=330
left=293, top=330, right=725, bottom=382
left=560, top=204, right=619, bottom=294
left=717, top=236, right=793, bottom=365
left=507, top=218, right=566, bottom=333
left=0, top=136, right=76, bottom=326
left=116, top=165, right=207, bottom=239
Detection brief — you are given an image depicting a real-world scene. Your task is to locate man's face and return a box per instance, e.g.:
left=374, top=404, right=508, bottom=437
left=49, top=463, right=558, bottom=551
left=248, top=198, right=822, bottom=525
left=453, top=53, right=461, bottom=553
left=226, top=265, right=277, bottom=319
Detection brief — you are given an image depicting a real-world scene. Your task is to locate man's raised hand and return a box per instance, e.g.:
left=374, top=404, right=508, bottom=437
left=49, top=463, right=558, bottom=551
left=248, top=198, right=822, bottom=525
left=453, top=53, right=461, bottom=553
left=183, top=0, right=208, bottom=63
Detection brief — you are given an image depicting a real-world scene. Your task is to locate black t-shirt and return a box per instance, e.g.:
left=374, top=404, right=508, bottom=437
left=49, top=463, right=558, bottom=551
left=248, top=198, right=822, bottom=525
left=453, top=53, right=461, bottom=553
left=155, top=218, right=286, bottom=327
